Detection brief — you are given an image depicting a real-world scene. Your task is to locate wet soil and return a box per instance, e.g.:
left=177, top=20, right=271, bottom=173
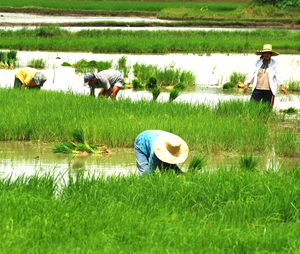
left=0, top=7, right=299, bottom=29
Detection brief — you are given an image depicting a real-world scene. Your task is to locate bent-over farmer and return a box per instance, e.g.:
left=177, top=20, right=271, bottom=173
left=83, top=69, right=124, bottom=100
left=134, top=130, right=189, bottom=175
left=14, top=67, right=47, bottom=89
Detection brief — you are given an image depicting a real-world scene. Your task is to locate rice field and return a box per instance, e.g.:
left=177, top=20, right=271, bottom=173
left=0, top=26, right=299, bottom=54
left=0, top=88, right=299, bottom=156
left=1, top=167, right=300, bottom=253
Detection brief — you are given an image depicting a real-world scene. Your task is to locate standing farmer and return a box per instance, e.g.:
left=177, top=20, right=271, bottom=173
left=134, top=130, right=189, bottom=175
left=14, top=67, right=47, bottom=89
left=83, top=69, right=124, bottom=100
left=243, top=44, right=287, bottom=108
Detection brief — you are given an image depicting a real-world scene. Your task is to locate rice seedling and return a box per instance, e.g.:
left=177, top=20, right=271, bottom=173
left=74, top=59, right=113, bottom=73
left=285, top=79, right=300, bottom=91
left=152, top=87, right=161, bottom=101
left=115, top=56, right=130, bottom=78
left=169, top=89, right=180, bottom=102
left=174, top=82, right=187, bottom=90
left=52, top=127, right=108, bottom=155
left=282, top=107, right=298, bottom=114
left=188, top=154, right=207, bottom=171
left=229, top=71, right=248, bottom=84
left=27, top=58, right=47, bottom=69
left=132, top=79, right=144, bottom=90
left=61, top=61, right=72, bottom=66
left=239, top=153, right=259, bottom=171
left=222, top=82, right=236, bottom=89
left=145, top=76, right=157, bottom=89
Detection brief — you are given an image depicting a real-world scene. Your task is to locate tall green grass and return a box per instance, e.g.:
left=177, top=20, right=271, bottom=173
left=0, top=26, right=299, bottom=54
left=0, top=88, right=299, bottom=156
left=1, top=167, right=300, bottom=253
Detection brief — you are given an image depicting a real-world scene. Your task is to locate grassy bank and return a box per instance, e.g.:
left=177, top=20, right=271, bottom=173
left=0, top=26, right=300, bottom=54
left=1, top=168, right=300, bottom=253
left=0, top=88, right=299, bottom=156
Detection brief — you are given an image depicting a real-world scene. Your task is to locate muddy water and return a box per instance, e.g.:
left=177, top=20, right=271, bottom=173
left=0, top=51, right=299, bottom=178
left=1, top=141, right=299, bottom=180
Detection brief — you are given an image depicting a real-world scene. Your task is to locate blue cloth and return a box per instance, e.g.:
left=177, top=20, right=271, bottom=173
left=134, top=130, right=180, bottom=175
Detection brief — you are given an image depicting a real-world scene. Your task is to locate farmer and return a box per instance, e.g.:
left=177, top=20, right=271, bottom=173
left=243, top=44, right=287, bottom=108
left=134, top=130, right=189, bottom=175
left=14, top=67, right=47, bottom=89
left=83, top=69, right=124, bottom=100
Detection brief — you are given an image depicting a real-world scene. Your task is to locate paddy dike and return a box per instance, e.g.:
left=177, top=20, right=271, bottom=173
left=0, top=8, right=299, bottom=29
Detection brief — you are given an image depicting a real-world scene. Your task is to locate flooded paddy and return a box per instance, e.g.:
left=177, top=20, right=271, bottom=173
left=0, top=50, right=299, bottom=178
left=1, top=141, right=299, bottom=180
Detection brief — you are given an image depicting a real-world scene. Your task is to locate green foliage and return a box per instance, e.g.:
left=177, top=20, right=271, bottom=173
left=74, top=59, right=112, bottom=73
left=116, top=56, right=130, bottom=78
left=223, top=82, right=236, bottom=89
left=61, top=62, right=71, bottom=66
left=239, top=154, right=259, bottom=171
left=145, top=76, right=157, bottom=89
left=188, top=154, right=207, bottom=171
left=229, top=71, right=247, bottom=84
left=132, top=79, right=144, bottom=90
left=169, top=89, right=180, bottom=102
left=174, top=82, right=187, bottom=90
left=285, top=79, right=300, bottom=91
left=152, top=87, right=161, bottom=102
left=27, top=58, right=47, bottom=69
left=252, top=0, right=300, bottom=9
left=282, top=107, right=297, bottom=114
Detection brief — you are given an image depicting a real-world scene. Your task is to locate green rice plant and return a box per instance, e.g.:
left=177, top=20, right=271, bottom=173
left=174, top=82, right=187, bottom=90
left=27, top=58, right=47, bottom=69
left=116, top=56, right=130, bottom=78
left=132, top=79, right=144, bottom=90
left=223, top=82, right=236, bottom=89
left=152, top=87, right=161, bottom=102
left=71, top=127, right=86, bottom=144
left=145, top=76, right=157, bottom=89
left=282, top=107, right=298, bottom=114
left=229, top=71, right=247, bottom=84
left=188, top=154, right=207, bottom=172
left=239, top=153, right=259, bottom=171
left=51, top=142, right=74, bottom=154
left=179, top=70, right=196, bottom=86
left=61, top=62, right=72, bottom=66
left=169, top=89, right=180, bottom=102
left=0, top=51, right=8, bottom=67
left=275, top=131, right=299, bottom=157
left=285, top=79, right=300, bottom=91
left=96, top=60, right=113, bottom=72
left=157, top=64, right=181, bottom=87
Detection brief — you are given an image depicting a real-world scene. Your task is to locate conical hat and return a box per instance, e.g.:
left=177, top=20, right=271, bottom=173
left=153, top=134, right=189, bottom=164
left=255, top=44, right=279, bottom=56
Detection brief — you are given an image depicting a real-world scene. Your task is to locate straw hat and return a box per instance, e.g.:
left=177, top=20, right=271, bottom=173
left=255, top=44, right=279, bottom=56
left=153, top=134, right=189, bottom=164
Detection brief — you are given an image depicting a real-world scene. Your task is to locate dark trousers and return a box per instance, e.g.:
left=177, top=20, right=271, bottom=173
left=14, top=76, right=39, bottom=89
left=250, top=89, right=274, bottom=107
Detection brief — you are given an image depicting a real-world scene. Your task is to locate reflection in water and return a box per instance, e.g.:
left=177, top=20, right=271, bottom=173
left=0, top=141, right=299, bottom=179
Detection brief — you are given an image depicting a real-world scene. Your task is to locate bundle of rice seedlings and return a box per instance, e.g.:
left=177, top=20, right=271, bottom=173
left=152, top=87, right=161, bottom=101
left=188, top=155, right=207, bottom=172
left=169, top=89, right=180, bottom=102
left=51, top=143, right=74, bottom=154
left=239, top=154, right=259, bottom=171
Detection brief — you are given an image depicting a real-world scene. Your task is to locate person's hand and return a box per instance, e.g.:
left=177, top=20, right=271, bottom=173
left=281, top=86, right=288, bottom=95
left=243, top=85, right=249, bottom=94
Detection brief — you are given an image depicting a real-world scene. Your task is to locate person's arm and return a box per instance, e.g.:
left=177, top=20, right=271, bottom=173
left=243, top=83, right=250, bottom=93
left=90, top=87, right=95, bottom=96
left=280, top=85, right=287, bottom=95
left=21, top=83, right=26, bottom=89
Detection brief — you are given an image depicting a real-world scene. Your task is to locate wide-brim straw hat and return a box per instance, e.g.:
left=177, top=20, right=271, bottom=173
left=153, top=133, right=189, bottom=164
left=255, top=44, right=279, bottom=56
